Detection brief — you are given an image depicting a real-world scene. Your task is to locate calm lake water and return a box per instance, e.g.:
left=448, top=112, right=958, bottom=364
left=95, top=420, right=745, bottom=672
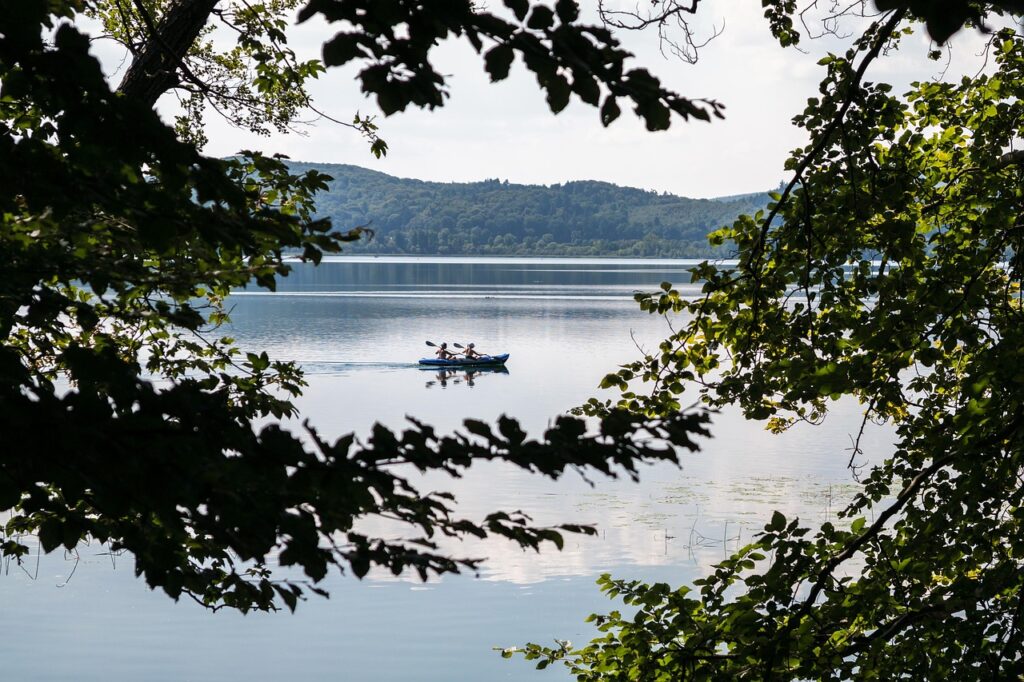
left=2, top=257, right=893, bottom=680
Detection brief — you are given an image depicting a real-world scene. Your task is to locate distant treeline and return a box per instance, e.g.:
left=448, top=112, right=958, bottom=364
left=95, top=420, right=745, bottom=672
left=290, top=161, right=768, bottom=257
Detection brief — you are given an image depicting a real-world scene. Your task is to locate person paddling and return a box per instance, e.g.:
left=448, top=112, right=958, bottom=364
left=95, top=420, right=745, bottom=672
left=462, top=343, right=483, bottom=359
left=435, top=342, right=456, bottom=360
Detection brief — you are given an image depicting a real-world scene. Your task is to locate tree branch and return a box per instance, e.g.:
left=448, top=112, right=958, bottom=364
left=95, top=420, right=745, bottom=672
left=117, top=0, right=219, bottom=107
left=745, top=9, right=907, bottom=344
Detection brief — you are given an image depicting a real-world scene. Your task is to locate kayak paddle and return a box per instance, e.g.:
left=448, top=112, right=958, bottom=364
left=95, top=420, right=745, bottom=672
left=454, top=342, right=485, bottom=355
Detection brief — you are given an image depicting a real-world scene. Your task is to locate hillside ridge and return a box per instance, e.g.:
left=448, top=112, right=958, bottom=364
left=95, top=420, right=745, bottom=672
left=289, top=161, right=769, bottom=257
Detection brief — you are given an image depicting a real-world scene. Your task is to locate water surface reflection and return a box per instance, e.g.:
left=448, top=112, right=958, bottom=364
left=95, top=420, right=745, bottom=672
left=2, top=258, right=892, bottom=681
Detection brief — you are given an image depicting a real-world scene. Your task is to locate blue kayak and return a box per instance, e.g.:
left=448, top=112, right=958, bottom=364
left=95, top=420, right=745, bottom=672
left=418, top=353, right=509, bottom=367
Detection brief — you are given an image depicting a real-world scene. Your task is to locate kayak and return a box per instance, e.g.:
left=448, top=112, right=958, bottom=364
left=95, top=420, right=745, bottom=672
left=418, top=353, right=509, bottom=367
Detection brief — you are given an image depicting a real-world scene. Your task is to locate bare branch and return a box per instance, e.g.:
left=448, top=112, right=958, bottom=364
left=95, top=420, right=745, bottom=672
left=598, top=0, right=719, bottom=64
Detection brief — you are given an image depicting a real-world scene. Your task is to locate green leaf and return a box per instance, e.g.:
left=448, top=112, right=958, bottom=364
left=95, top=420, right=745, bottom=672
left=503, top=0, right=529, bottom=21
left=526, top=5, right=554, bottom=30
left=484, top=44, right=515, bottom=82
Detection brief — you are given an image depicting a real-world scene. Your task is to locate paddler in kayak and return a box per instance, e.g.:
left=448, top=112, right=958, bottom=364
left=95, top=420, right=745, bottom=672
left=463, top=343, right=482, bottom=359
left=435, top=342, right=457, bottom=360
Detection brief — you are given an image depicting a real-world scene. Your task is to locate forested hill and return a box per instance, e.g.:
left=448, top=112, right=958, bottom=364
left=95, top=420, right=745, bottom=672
left=291, top=161, right=768, bottom=257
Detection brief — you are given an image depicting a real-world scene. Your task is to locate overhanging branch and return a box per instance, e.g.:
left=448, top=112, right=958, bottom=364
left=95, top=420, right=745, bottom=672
left=117, top=0, right=219, bottom=107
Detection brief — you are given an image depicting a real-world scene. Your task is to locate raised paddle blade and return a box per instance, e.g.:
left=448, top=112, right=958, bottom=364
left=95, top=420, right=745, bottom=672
left=453, top=343, right=465, bottom=349
left=425, top=340, right=438, bottom=347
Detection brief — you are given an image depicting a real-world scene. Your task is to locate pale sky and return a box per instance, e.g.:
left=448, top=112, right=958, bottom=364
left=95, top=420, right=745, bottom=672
left=93, top=3, right=1002, bottom=199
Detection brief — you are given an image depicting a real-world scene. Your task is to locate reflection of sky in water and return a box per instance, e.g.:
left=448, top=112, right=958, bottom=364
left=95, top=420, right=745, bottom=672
left=3, top=258, right=893, bottom=681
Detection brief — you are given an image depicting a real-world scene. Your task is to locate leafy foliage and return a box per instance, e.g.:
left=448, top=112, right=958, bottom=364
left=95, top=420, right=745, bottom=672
left=87, top=0, right=332, bottom=148
left=514, top=10, right=1024, bottom=681
left=1, top=0, right=715, bottom=611
left=299, top=0, right=724, bottom=129
left=289, top=161, right=768, bottom=257
left=876, top=0, right=1024, bottom=44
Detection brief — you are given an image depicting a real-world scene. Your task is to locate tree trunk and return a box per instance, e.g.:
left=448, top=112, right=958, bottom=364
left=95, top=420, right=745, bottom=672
left=116, top=0, right=218, bottom=107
